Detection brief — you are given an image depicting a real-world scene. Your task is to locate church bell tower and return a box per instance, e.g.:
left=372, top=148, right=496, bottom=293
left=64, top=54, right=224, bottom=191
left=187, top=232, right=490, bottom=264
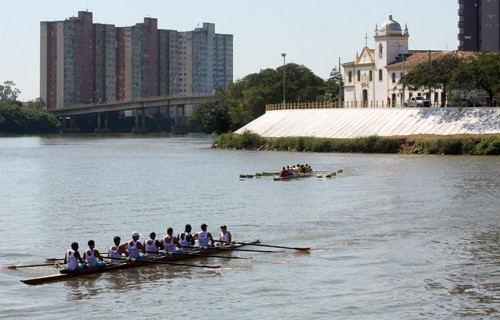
left=374, top=15, right=409, bottom=67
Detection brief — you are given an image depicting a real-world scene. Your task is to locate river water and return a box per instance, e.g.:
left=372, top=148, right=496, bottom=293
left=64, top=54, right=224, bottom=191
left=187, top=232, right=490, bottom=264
left=0, top=135, right=498, bottom=319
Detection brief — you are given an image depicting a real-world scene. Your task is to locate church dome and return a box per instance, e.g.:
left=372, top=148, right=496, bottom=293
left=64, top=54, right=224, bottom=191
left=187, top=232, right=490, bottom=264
left=380, top=15, right=402, bottom=35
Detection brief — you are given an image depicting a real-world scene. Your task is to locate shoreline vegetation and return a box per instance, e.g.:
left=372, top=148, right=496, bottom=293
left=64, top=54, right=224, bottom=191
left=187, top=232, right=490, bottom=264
left=212, top=131, right=500, bottom=155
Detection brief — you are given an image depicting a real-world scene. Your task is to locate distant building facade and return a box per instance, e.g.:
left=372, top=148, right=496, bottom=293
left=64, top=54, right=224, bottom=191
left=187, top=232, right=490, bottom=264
left=343, top=15, right=477, bottom=108
left=458, top=0, right=500, bottom=51
left=40, top=11, right=233, bottom=110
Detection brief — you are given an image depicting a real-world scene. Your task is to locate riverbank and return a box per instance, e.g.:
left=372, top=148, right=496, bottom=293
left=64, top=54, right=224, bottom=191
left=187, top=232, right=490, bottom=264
left=213, top=131, right=500, bottom=155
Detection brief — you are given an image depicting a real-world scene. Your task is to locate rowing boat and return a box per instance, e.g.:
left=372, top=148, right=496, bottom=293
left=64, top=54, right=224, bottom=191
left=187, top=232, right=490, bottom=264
left=20, top=240, right=259, bottom=285
left=273, top=172, right=313, bottom=181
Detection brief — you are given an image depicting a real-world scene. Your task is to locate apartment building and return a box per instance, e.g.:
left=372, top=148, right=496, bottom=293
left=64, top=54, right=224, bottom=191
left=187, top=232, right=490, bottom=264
left=458, top=0, right=500, bottom=51
left=40, top=11, right=233, bottom=110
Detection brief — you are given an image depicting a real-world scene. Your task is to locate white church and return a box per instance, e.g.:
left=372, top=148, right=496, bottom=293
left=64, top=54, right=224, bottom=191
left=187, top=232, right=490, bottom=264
left=342, top=15, right=469, bottom=108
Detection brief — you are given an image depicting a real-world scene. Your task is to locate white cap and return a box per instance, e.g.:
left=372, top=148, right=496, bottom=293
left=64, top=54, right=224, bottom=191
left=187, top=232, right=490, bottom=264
left=132, top=231, right=140, bottom=237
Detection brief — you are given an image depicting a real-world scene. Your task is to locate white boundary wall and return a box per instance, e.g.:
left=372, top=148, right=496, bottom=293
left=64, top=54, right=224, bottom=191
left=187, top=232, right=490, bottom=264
left=235, top=108, right=500, bottom=138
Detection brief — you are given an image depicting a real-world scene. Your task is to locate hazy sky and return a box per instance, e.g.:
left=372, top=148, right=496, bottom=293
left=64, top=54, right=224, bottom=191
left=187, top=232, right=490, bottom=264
left=1, top=0, right=458, bottom=101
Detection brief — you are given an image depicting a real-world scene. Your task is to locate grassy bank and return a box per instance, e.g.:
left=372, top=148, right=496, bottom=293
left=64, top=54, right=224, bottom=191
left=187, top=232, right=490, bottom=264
left=213, top=131, right=500, bottom=155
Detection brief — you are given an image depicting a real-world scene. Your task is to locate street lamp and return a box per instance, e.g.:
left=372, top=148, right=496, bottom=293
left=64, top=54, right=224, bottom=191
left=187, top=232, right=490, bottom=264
left=281, top=53, right=286, bottom=108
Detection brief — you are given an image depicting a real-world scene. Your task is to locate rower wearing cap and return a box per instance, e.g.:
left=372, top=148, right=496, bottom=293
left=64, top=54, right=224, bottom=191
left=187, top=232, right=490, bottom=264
left=161, top=227, right=182, bottom=253
left=64, top=242, right=84, bottom=271
left=218, top=225, right=232, bottom=246
left=194, top=223, right=214, bottom=247
left=178, top=224, right=195, bottom=252
left=83, top=240, right=105, bottom=267
left=109, top=236, right=129, bottom=264
left=144, top=232, right=164, bottom=258
left=121, top=231, right=145, bottom=260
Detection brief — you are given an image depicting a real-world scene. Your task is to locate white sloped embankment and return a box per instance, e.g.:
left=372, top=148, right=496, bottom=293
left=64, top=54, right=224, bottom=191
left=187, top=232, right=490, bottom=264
left=235, top=108, right=500, bottom=138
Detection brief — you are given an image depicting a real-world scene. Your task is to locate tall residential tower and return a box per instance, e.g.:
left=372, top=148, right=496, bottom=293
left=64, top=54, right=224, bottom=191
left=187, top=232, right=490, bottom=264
left=40, top=11, right=233, bottom=110
left=458, top=0, right=500, bottom=51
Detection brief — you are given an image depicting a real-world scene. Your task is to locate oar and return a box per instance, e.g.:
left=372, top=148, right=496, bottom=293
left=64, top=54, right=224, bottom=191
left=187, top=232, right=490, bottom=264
left=182, top=246, right=284, bottom=253
left=146, top=251, right=252, bottom=260
left=45, top=258, right=65, bottom=262
left=101, top=256, right=220, bottom=269
left=215, top=240, right=311, bottom=251
left=5, top=263, right=58, bottom=269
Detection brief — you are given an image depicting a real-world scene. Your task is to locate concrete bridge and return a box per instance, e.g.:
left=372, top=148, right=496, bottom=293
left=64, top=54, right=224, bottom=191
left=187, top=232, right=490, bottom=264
left=49, top=94, right=212, bottom=133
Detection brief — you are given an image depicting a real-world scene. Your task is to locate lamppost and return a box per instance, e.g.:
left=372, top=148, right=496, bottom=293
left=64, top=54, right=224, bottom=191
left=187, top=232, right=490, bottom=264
left=281, top=53, right=286, bottom=109
left=402, top=55, right=406, bottom=107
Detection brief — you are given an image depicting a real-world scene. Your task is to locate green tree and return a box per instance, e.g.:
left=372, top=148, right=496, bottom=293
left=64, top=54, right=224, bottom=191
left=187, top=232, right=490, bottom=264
left=325, top=67, right=344, bottom=101
left=188, top=87, right=230, bottom=134
left=24, top=97, right=47, bottom=110
left=226, top=63, right=327, bottom=130
left=400, top=55, right=460, bottom=107
left=451, top=52, right=500, bottom=106
left=0, top=81, right=21, bottom=100
left=0, top=100, right=60, bottom=133
left=279, top=63, right=326, bottom=102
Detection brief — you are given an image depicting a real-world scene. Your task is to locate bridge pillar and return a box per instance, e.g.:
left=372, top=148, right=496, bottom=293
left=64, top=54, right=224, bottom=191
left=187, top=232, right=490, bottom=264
left=94, top=112, right=110, bottom=133
left=62, top=116, right=77, bottom=133
left=132, top=107, right=149, bottom=134
left=172, top=104, right=188, bottom=135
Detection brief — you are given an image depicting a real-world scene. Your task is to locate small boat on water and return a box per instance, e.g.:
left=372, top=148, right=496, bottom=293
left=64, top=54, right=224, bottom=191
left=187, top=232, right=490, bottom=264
left=273, top=172, right=313, bottom=181
left=20, top=241, right=259, bottom=285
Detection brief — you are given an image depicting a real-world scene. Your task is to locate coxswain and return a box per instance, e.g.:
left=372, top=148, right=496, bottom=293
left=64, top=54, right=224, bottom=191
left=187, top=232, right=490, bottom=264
left=121, top=231, right=145, bottom=260
left=218, top=225, right=232, bottom=246
left=83, top=240, right=105, bottom=267
left=108, top=236, right=128, bottom=264
left=64, top=242, right=84, bottom=271
left=162, top=227, right=182, bottom=253
left=144, top=232, right=164, bottom=258
left=178, top=224, right=195, bottom=252
left=194, top=223, right=215, bottom=247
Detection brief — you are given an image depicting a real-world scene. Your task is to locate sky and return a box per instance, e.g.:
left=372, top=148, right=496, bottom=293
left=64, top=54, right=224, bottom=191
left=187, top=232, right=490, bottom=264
left=1, top=0, right=459, bottom=101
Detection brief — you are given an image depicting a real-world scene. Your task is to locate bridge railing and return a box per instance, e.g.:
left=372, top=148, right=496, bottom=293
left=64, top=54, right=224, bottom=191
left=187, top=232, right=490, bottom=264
left=54, top=94, right=212, bottom=111
left=265, top=100, right=463, bottom=110
left=266, top=101, right=345, bottom=111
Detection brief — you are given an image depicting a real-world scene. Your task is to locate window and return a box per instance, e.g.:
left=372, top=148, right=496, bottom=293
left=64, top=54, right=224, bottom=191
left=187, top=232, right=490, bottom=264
left=392, top=72, right=396, bottom=83
left=378, top=44, right=383, bottom=58
left=369, top=71, right=372, bottom=81
left=348, top=71, right=352, bottom=83
left=357, top=70, right=360, bottom=81
left=379, top=69, right=383, bottom=81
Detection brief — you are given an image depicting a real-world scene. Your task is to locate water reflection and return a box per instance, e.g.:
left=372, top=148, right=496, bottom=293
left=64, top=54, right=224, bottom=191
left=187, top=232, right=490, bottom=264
left=62, top=262, right=225, bottom=301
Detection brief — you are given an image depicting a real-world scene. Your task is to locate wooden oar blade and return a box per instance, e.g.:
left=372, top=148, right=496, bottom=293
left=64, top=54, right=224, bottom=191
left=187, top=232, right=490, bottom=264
left=45, top=258, right=65, bottom=262
left=199, top=265, right=221, bottom=269
left=6, top=263, right=56, bottom=269
left=218, top=240, right=312, bottom=251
